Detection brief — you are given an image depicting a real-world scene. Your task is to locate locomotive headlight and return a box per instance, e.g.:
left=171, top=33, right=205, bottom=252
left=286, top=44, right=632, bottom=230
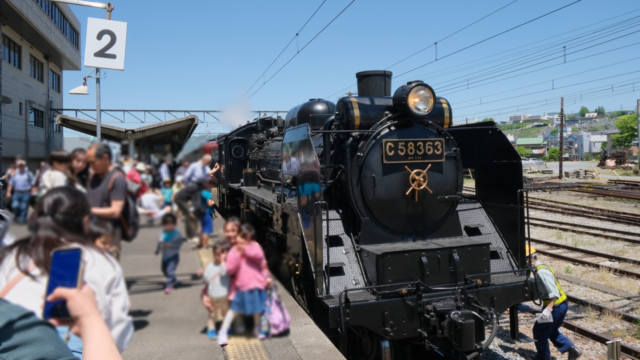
left=393, top=81, right=436, bottom=117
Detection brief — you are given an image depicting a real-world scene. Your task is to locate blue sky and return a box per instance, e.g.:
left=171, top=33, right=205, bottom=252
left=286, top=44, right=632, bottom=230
left=63, top=0, right=640, bottom=135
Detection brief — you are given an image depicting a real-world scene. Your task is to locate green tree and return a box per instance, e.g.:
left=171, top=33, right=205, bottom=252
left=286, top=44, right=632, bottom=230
left=567, top=114, right=577, bottom=120
left=594, top=106, right=605, bottom=116
left=481, top=117, right=495, bottom=122
left=579, top=106, right=590, bottom=117
left=550, top=128, right=559, bottom=136
left=611, top=114, right=638, bottom=148
left=547, top=147, right=562, bottom=161
left=516, top=146, right=532, bottom=158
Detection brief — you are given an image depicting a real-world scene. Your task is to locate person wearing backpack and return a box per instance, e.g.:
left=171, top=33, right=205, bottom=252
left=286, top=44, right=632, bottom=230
left=87, top=143, right=129, bottom=261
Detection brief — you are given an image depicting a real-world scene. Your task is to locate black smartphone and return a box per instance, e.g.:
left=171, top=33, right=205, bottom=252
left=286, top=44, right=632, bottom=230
left=43, top=248, right=84, bottom=319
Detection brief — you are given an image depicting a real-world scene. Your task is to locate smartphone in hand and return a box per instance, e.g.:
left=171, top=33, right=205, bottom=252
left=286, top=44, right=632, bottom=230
left=43, top=248, right=84, bottom=319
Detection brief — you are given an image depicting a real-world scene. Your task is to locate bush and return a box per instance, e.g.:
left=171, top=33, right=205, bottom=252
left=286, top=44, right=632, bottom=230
left=584, top=153, right=592, bottom=161
left=516, top=146, right=532, bottom=158
left=547, top=147, right=561, bottom=161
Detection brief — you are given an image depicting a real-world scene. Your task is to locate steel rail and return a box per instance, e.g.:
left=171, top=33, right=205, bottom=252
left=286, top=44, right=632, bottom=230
left=566, top=294, right=640, bottom=324
left=528, top=221, right=640, bottom=245
left=572, top=188, right=640, bottom=200
left=529, top=237, right=640, bottom=266
left=528, top=216, right=640, bottom=238
left=528, top=200, right=640, bottom=221
left=529, top=197, right=640, bottom=219
left=534, top=248, right=640, bottom=280
left=562, top=320, right=640, bottom=359
left=527, top=204, right=639, bottom=226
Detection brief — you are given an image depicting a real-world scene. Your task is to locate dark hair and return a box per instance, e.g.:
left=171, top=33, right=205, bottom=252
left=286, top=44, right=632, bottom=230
left=239, top=223, right=255, bottom=241
left=161, top=213, right=177, bottom=225
left=92, top=142, right=112, bottom=161
left=213, top=240, right=230, bottom=252
left=225, top=217, right=241, bottom=230
left=71, top=148, right=89, bottom=188
left=88, top=219, right=113, bottom=239
left=48, top=149, right=71, bottom=165
left=0, top=187, right=93, bottom=276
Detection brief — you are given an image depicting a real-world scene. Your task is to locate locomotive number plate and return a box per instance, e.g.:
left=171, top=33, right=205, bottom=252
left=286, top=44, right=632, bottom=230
left=382, top=138, right=445, bottom=164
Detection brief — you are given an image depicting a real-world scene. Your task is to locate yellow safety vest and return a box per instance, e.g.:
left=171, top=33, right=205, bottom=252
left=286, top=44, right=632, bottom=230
left=535, top=264, right=567, bottom=307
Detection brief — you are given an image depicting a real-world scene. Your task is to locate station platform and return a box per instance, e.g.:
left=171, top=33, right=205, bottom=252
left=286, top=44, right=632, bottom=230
left=119, top=215, right=344, bottom=360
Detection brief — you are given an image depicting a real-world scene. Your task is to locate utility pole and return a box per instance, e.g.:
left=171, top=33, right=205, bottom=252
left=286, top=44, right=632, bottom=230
left=559, top=97, right=564, bottom=180
left=96, top=69, right=101, bottom=141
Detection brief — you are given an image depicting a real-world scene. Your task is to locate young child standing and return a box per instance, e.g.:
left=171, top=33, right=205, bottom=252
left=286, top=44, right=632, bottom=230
left=198, top=183, right=216, bottom=249
left=155, top=213, right=185, bottom=294
left=161, top=178, right=173, bottom=207
left=89, top=220, right=113, bottom=253
left=218, top=224, right=271, bottom=346
left=203, top=241, right=231, bottom=340
left=223, top=217, right=241, bottom=247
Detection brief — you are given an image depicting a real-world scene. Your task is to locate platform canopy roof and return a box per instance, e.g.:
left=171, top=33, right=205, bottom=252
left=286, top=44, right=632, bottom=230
left=56, top=114, right=199, bottom=143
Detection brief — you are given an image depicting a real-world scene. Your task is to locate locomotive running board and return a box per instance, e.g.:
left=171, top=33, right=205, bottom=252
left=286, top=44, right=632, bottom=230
left=322, top=210, right=366, bottom=295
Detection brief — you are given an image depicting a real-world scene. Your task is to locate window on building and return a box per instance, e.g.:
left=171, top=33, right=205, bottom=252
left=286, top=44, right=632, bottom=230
left=34, top=0, right=80, bottom=50
left=19, top=102, right=23, bottom=115
left=49, top=70, right=60, bottom=92
left=2, top=35, right=21, bottom=69
left=51, top=111, right=61, bottom=132
left=30, top=55, right=44, bottom=82
left=29, top=107, right=45, bottom=128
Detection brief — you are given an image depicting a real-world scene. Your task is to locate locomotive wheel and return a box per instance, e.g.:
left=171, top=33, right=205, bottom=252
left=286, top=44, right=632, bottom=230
left=358, top=329, right=392, bottom=360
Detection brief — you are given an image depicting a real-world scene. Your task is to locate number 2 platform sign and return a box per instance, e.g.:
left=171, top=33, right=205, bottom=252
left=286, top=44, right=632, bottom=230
left=84, top=18, right=127, bottom=71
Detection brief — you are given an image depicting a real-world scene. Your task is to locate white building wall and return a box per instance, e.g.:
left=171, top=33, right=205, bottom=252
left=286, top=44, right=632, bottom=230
left=2, top=25, right=66, bottom=169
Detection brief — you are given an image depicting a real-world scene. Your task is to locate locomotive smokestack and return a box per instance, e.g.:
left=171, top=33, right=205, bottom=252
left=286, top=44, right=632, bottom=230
left=356, top=70, right=392, bottom=97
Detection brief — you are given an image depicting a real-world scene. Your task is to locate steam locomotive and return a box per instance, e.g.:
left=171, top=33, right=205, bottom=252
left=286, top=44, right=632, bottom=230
left=214, top=71, right=532, bottom=359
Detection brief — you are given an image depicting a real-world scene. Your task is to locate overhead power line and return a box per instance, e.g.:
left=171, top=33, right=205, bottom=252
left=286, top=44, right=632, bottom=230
left=325, top=0, right=520, bottom=99
left=245, top=0, right=356, bottom=102
left=237, top=0, right=327, bottom=103
left=393, top=0, right=583, bottom=79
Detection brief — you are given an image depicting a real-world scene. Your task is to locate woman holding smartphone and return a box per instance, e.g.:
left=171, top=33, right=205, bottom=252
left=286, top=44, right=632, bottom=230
left=0, top=186, right=133, bottom=357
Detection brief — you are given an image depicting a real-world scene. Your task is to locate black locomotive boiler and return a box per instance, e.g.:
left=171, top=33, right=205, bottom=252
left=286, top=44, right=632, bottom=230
left=214, top=71, right=532, bottom=359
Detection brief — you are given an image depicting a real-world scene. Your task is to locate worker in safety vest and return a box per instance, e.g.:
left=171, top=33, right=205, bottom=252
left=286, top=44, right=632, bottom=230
left=527, top=244, right=582, bottom=360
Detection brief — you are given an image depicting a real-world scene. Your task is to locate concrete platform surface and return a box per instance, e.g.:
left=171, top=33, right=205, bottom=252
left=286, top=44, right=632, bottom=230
left=118, top=215, right=344, bottom=360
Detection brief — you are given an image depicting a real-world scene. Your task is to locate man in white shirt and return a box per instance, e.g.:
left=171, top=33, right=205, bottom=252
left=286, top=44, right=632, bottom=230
left=184, top=155, right=215, bottom=185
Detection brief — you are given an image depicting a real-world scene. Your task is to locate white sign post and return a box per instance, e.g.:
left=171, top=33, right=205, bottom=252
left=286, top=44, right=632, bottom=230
left=83, top=17, right=127, bottom=140
left=84, top=17, right=127, bottom=70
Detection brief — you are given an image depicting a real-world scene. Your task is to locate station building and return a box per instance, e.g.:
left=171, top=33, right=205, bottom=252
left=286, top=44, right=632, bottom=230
left=0, top=0, right=81, bottom=170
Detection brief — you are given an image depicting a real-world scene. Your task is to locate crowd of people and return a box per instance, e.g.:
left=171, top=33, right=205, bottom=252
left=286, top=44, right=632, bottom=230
left=0, top=145, right=270, bottom=358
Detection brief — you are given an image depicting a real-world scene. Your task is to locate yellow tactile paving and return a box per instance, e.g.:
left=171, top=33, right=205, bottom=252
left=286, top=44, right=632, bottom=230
left=224, top=336, right=270, bottom=360
left=197, top=247, right=213, bottom=269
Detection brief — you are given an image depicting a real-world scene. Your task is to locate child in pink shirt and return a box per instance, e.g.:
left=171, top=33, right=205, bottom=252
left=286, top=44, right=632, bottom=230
left=218, top=223, right=271, bottom=346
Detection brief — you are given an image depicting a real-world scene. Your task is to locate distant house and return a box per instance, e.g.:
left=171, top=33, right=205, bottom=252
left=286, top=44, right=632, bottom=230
left=516, top=137, right=547, bottom=158
left=585, top=112, right=598, bottom=118
left=576, top=133, right=607, bottom=159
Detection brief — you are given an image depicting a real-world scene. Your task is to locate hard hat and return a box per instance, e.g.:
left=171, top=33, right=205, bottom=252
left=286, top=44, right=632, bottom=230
left=525, top=244, right=537, bottom=257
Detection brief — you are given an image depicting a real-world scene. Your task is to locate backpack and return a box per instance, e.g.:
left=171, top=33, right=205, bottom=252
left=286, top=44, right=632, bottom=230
left=265, top=284, right=291, bottom=336
left=108, top=172, right=140, bottom=242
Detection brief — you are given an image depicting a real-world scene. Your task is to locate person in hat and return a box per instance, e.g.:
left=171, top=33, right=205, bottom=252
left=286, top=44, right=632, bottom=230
left=138, top=163, right=153, bottom=188
left=5, top=160, right=34, bottom=224
left=527, top=244, right=582, bottom=360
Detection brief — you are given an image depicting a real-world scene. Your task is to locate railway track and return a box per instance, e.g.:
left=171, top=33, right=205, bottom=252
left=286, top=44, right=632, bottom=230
left=565, top=294, right=640, bottom=325
left=528, top=219, right=640, bottom=246
left=529, top=197, right=640, bottom=220
left=533, top=247, right=640, bottom=280
left=562, top=321, right=640, bottom=359
left=528, top=201, right=640, bottom=226
left=529, top=238, right=640, bottom=266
